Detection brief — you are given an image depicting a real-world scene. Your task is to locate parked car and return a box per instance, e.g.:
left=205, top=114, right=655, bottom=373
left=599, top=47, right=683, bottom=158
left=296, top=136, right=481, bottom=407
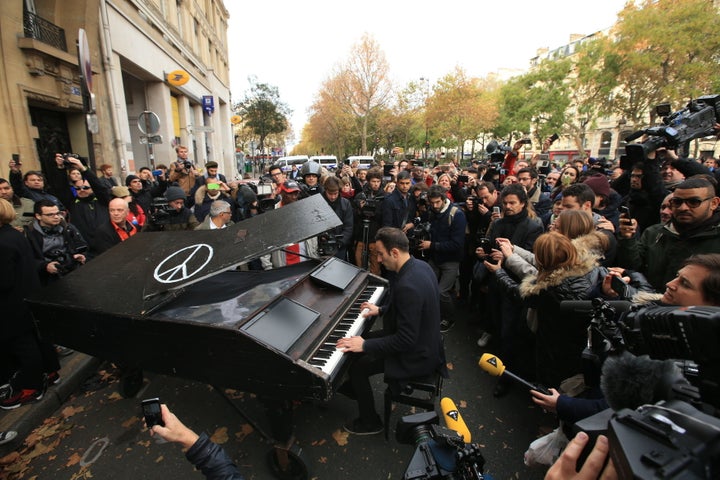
left=345, top=155, right=375, bottom=170
left=309, top=155, right=338, bottom=171
left=276, top=155, right=309, bottom=173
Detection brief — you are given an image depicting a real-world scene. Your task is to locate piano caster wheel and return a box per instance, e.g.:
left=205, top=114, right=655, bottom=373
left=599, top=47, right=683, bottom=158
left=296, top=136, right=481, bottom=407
left=266, top=444, right=308, bottom=480
left=119, top=368, right=144, bottom=398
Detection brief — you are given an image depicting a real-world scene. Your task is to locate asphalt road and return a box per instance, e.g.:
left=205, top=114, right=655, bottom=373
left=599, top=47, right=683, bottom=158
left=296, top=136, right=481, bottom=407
left=2, top=308, right=554, bottom=480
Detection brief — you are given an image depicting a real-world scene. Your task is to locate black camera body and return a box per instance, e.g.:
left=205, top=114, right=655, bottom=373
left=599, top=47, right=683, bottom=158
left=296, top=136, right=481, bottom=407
left=149, top=197, right=178, bottom=225
left=317, top=232, right=342, bottom=257
left=566, top=299, right=720, bottom=478
left=356, top=193, right=384, bottom=219
left=407, top=217, right=431, bottom=256
left=62, top=153, right=80, bottom=167
left=48, top=245, right=86, bottom=275
left=397, top=411, right=485, bottom=480
left=625, top=94, right=720, bottom=162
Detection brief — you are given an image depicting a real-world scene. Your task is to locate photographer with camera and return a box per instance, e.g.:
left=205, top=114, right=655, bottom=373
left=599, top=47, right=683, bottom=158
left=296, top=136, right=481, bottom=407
left=320, top=176, right=353, bottom=260
left=352, top=166, right=385, bottom=274
left=417, top=185, right=466, bottom=332
left=168, top=145, right=198, bottom=207
left=24, top=199, right=87, bottom=285
left=8, top=156, right=65, bottom=212
left=143, top=186, right=200, bottom=231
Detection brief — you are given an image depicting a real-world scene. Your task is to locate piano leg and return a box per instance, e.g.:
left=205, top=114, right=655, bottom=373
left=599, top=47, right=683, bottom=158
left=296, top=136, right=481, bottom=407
left=263, top=398, right=309, bottom=480
left=213, top=388, right=309, bottom=480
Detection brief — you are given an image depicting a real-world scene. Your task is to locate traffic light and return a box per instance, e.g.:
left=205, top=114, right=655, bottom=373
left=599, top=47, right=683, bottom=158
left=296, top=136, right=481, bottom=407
left=424, top=141, right=430, bottom=148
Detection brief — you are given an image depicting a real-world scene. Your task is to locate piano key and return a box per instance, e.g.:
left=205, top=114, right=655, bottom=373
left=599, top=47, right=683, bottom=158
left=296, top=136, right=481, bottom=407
left=307, top=285, right=385, bottom=376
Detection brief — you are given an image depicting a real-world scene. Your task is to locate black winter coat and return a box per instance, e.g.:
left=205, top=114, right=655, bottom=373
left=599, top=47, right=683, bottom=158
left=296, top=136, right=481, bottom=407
left=495, top=256, right=606, bottom=387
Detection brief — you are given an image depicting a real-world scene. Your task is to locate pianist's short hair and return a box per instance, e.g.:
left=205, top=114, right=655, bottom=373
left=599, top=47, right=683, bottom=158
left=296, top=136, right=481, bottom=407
left=375, top=226, right=409, bottom=253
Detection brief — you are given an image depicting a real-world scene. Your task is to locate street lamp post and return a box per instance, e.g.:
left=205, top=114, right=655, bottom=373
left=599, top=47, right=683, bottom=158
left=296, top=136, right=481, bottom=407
left=420, top=77, right=430, bottom=160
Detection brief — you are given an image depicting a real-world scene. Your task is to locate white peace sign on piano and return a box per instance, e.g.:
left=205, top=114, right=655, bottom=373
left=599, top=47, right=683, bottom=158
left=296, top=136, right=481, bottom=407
left=153, top=244, right=214, bottom=284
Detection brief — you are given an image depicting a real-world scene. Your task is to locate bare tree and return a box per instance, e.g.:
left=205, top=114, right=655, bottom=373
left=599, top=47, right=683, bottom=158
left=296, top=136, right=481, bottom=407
left=334, top=34, right=393, bottom=154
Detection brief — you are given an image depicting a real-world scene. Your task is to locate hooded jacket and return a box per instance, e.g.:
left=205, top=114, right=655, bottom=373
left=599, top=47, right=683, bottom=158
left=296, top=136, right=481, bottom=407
left=495, top=243, right=606, bottom=387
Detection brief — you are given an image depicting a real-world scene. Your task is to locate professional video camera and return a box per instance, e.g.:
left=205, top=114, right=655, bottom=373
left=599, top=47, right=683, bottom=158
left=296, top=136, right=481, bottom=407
left=397, top=410, right=486, bottom=479
left=625, top=94, right=720, bottom=162
left=317, top=232, right=342, bottom=257
left=564, top=299, right=720, bottom=479
left=355, top=192, right=384, bottom=219
left=148, top=197, right=177, bottom=225
left=406, top=217, right=431, bottom=257
left=48, top=245, right=87, bottom=275
left=484, top=140, right=513, bottom=162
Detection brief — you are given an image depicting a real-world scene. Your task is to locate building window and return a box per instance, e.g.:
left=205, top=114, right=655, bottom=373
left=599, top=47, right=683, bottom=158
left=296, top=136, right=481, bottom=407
left=599, top=131, right=612, bottom=157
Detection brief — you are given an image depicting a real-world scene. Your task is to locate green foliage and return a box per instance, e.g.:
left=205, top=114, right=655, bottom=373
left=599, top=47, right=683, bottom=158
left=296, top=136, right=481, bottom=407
left=496, top=58, right=570, bottom=142
left=603, top=0, right=720, bottom=125
left=236, top=78, right=290, bottom=152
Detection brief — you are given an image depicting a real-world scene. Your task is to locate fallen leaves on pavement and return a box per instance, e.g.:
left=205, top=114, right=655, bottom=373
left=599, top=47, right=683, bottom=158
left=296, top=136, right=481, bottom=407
left=0, top=416, right=74, bottom=479
left=210, top=427, right=229, bottom=444
left=234, top=424, right=253, bottom=442
left=331, top=429, right=349, bottom=446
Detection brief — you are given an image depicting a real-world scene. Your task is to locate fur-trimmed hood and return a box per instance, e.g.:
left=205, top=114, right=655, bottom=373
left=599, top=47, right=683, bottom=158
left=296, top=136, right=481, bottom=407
left=631, top=291, right=663, bottom=304
left=519, top=234, right=603, bottom=298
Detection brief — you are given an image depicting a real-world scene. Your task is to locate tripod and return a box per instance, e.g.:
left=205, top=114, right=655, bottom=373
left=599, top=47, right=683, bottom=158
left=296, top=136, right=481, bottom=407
left=360, top=218, right=371, bottom=270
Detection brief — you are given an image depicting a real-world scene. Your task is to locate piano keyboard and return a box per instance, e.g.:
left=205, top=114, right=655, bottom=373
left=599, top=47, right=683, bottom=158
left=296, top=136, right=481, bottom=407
left=307, top=285, right=385, bottom=375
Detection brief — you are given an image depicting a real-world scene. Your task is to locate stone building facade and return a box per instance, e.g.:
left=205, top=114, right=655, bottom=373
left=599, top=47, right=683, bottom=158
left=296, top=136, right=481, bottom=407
left=0, top=0, right=232, bottom=181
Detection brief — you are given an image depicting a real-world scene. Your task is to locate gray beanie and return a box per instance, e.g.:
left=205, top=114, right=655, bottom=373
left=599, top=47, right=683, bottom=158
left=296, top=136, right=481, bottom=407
left=165, top=186, right=186, bottom=202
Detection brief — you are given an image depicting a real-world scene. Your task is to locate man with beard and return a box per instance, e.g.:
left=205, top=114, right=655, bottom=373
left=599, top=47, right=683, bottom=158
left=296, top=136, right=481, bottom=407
left=417, top=185, right=466, bottom=332
left=617, top=177, right=720, bottom=291
left=474, top=184, right=543, bottom=397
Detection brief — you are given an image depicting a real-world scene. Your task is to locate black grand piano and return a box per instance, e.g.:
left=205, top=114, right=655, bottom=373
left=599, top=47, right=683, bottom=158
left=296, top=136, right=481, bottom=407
left=26, top=194, right=387, bottom=479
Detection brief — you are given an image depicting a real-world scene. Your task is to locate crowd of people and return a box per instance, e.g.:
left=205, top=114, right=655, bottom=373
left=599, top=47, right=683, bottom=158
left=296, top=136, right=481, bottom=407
left=3, top=137, right=720, bottom=477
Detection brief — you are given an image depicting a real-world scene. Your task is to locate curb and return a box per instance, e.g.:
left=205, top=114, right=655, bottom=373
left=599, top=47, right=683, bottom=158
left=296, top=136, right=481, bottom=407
left=0, top=352, right=100, bottom=454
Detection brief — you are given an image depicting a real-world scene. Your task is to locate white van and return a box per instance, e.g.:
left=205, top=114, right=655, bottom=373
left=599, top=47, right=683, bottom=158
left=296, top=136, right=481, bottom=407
left=345, top=155, right=375, bottom=170
left=309, top=155, right=338, bottom=171
left=276, top=155, right=309, bottom=173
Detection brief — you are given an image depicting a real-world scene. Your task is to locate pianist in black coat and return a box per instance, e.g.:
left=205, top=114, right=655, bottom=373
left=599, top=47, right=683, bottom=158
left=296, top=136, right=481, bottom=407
left=337, top=226, right=448, bottom=435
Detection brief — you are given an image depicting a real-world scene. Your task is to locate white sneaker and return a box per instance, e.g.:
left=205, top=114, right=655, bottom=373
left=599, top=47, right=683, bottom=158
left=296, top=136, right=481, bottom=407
left=476, top=332, right=492, bottom=347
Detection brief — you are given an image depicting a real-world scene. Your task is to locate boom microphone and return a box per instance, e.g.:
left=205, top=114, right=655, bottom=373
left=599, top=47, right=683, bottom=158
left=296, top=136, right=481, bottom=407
left=440, top=397, right=471, bottom=443
left=600, top=352, right=693, bottom=411
left=478, top=353, right=551, bottom=395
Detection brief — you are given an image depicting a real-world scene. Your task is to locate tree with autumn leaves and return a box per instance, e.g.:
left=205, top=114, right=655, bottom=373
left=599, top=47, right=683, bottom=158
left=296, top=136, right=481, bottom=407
left=245, top=0, right=720, bottom=161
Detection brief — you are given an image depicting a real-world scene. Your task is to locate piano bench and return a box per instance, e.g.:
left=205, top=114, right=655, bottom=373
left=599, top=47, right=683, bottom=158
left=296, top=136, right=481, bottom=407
left=383, top=372, right=444, bottom=440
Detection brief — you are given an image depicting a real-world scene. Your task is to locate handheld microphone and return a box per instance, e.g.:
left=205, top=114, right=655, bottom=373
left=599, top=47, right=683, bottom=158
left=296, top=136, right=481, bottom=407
left=440, top=397, right=471, bottom=442
left=478, top=353, right=551, bottom=395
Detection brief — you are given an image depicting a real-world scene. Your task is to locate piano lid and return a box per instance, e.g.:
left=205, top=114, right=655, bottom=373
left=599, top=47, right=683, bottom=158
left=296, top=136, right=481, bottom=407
left=26, top=194, right=341, bottom=316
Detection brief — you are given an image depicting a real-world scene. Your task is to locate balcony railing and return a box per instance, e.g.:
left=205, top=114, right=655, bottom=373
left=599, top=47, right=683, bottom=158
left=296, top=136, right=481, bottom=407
left=23, top=10, right=67, bottom=52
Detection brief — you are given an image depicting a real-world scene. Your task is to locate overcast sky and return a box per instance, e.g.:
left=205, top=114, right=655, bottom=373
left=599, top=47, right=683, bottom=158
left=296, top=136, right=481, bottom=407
left=224, top=0, right=629, bottom=147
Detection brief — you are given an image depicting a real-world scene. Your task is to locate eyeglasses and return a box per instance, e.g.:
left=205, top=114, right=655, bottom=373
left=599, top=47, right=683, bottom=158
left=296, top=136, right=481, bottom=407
left=660, top=204, right=671, bottom=210
left=668, top=197, right=714, bottom=208
left=76, top=186, right=91, bottom=190
left=630, top=174, right=643, bottom=178
left=41, top=212, right=62, bottom=217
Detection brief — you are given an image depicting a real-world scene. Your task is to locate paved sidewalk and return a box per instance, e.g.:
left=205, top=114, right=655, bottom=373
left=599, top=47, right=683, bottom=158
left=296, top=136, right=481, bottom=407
left=0, top=352, right=100, bottom=455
